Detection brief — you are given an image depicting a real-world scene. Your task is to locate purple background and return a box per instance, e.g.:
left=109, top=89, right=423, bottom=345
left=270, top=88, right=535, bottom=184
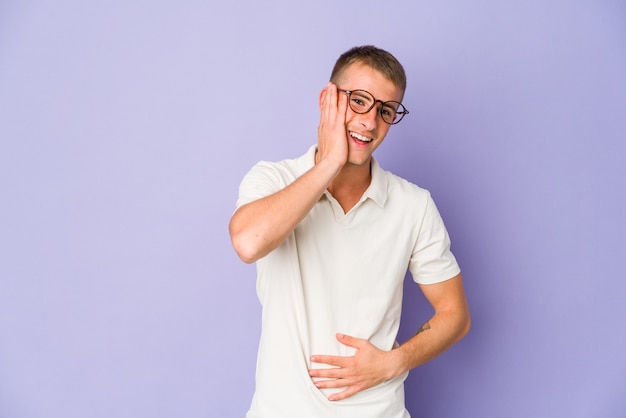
left=1, top=1, right=625, bottom=417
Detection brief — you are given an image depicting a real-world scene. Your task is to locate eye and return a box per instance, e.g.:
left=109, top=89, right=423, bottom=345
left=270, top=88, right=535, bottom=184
left=349, top=91, right=373, bottom=111
left=351, top=97, right=365, bottom=106
left=380, top=105, right=396, bottom=118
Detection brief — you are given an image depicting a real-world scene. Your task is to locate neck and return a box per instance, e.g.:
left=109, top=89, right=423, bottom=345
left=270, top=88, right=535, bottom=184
left=326, top=159, right=372, bottom=213
left=329, top=159, right=371, bottom=191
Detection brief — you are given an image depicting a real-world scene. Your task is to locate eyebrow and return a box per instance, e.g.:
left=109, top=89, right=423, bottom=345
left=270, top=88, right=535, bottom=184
left=352, top=91, right=371, bottom=99
left=382, top=102, right=399, bottom=111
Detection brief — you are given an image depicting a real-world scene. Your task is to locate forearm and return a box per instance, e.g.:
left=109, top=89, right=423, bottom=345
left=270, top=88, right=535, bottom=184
left=229, top=157, right=342, bottom=263
left=393, top=307, right=470, bottom=375
left=386, top=275, right=471, bottom=378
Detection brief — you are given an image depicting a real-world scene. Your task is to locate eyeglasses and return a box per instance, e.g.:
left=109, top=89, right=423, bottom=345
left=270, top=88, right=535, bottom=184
left=339, top=89, right=409, bottom=125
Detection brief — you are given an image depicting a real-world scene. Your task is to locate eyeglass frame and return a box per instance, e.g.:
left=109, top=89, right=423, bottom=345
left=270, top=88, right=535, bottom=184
left=338, top=88, right=409, bottom=125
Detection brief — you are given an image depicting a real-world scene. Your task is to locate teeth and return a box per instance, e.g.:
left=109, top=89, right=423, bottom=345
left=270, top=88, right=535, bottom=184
left=350, top=132, right=372, bottom=142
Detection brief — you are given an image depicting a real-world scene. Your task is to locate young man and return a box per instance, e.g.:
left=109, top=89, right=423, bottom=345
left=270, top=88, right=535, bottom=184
left=229, top=45, right=470, bottom=418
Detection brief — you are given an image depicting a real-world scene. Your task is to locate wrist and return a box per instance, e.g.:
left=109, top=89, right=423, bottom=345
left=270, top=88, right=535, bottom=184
left=313, top=153, right=344, bottom=179
left=387, top=345, right=411, bottom=379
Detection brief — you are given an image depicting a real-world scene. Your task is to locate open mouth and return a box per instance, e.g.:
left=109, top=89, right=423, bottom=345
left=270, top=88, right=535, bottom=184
left=349, top=131, right=373, bottom=143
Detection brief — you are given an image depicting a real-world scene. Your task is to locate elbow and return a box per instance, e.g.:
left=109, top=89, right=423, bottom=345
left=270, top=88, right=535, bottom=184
left=233, top=241, right=260, bottom=264
left=459, top=308, right=471, bottom=339
left=229, top=220, right=261, bottom=264
left=462, top=314, right=471, bottom=338
left=230, top=231, right=258, bottom=264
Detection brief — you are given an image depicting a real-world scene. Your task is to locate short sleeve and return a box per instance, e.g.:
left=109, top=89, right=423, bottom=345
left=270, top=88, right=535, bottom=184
left=409, top=194, right=460, bottom=285
left=235, top=161, right=295, bottom=209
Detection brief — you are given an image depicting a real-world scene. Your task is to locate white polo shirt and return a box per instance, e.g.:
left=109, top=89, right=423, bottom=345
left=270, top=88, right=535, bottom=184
left=236, top=145, right=460, bottom=418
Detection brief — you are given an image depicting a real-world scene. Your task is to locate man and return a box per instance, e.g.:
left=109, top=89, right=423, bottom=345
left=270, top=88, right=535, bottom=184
left=229, top=45, right=470, bottom=418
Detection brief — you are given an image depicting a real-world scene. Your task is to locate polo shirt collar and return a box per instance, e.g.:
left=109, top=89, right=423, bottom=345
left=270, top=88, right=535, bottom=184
left=304, top=145, right=388, bottom=208
left=366, top=157, right=388, bottom=208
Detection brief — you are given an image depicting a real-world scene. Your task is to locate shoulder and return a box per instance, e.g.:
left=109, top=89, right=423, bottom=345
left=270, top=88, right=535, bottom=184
left=382, top=167, right=433, bottom=205
left=373, top=165, right=446, bottom=232
left=244, top=145, right=316, bottom=186
left=236, top=146, right=316, bottom=207
left=256, top=145, right=315, bottom=176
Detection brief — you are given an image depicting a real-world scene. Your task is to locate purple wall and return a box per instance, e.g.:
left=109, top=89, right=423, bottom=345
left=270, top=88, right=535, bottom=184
left=1, top=1, right=624, bottom=417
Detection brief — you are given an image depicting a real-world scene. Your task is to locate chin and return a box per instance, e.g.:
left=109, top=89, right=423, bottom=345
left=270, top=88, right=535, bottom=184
left=346, top=155, right=372, bottom=168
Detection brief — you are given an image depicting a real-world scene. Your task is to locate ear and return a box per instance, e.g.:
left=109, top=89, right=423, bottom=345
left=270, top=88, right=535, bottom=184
left=319, top=88, right=327, bottom=110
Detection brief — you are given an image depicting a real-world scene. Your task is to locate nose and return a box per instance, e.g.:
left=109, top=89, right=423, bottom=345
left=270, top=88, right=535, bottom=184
left=358, top=105, right=379, bottom=130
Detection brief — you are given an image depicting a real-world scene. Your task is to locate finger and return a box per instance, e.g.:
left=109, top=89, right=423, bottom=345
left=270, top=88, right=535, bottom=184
left=336, top=333, right=366, bottom=349
left=328, top=385, right=361, bottom=402
left=336, top=86, right=348, bottom=116
left=320, top=84, right=338, bottom=126
left=313, top=376, right=352, bottom=389
left=309, top=365, right=351, bottom=379
left=325, top=83, right=338, bottom=117
left=310, top=354, right=349, bottom=367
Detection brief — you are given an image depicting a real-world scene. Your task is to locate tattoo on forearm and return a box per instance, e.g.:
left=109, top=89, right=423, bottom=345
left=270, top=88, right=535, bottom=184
left=415, top=322, right=431, bottom=336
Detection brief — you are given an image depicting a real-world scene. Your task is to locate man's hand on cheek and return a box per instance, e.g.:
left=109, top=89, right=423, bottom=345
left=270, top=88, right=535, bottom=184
left=317, top=83, right=349, bottom=168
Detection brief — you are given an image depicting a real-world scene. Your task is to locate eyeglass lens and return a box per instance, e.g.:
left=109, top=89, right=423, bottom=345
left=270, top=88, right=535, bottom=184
left=346, top=90, right=406, bottom=124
